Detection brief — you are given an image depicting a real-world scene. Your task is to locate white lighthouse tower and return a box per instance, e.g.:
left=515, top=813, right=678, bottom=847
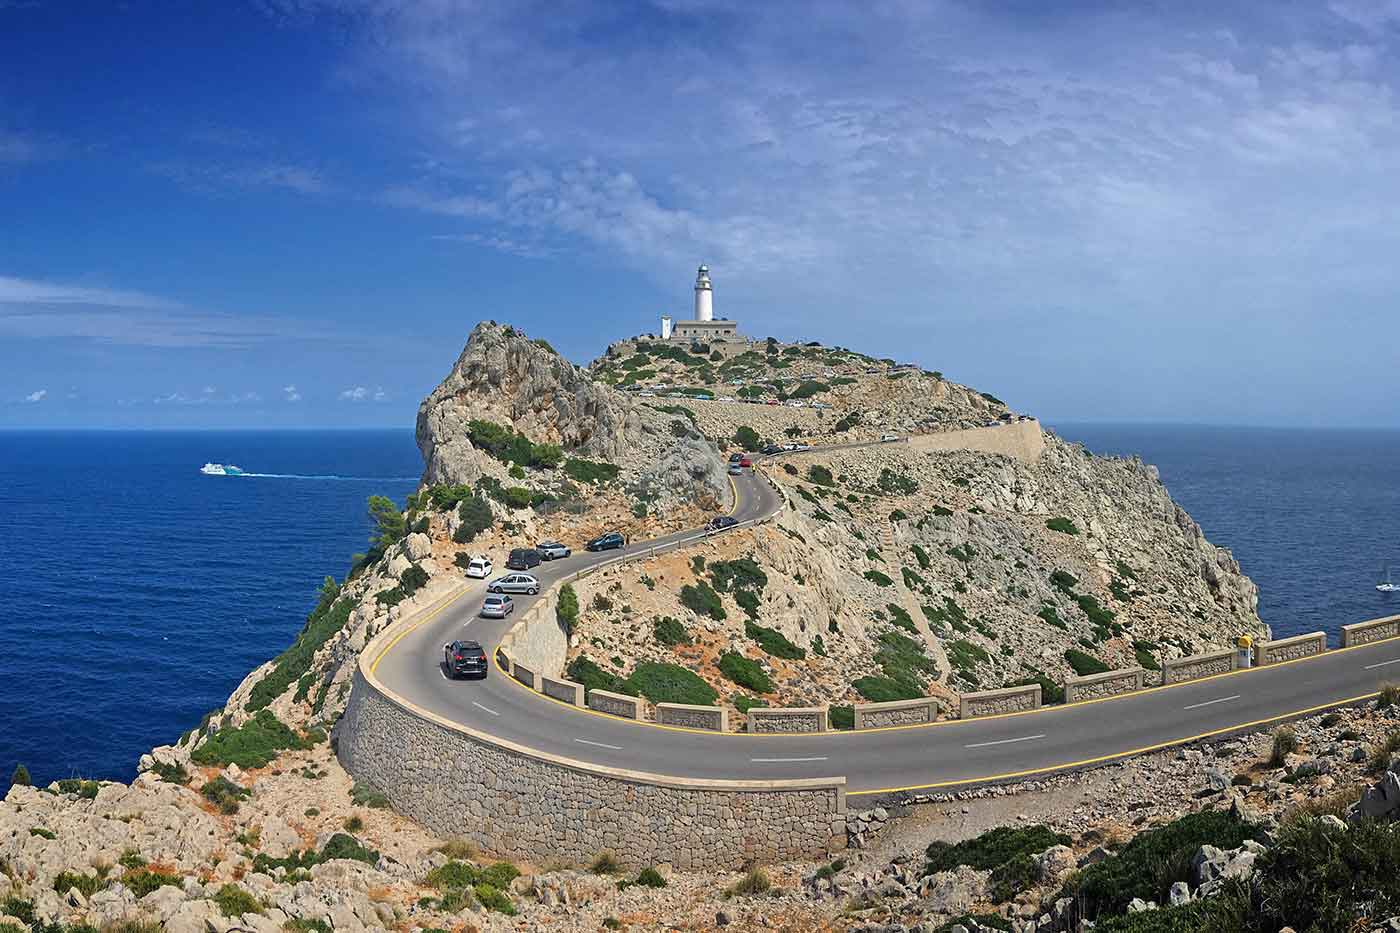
left=694, top=264, right=714, bottom=322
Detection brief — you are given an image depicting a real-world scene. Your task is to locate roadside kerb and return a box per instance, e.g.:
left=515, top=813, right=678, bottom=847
left=854, top=697, right=938, bottom=729
left=540, top=675, right=584, bottom=706
left=656, top=702, right=729, bottom=731
left=1065, top=668, right=1146, bottom=704
left=1342, top=614, right=1400, bottom=648
left=747, top=706, right=828, bottom=733
left=1256, top=631, right=1327, bottom=665
left=960, top=684, right=1041, bottom=719
left=1163, top=648, right=1238, bottom=684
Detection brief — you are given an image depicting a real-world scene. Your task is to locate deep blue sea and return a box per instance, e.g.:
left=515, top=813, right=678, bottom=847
left=0, top=430, right=420, bottom=791
left=2, top=425, right=1398, bottom=791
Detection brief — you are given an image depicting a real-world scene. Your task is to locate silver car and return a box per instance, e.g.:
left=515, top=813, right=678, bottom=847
left=536, top=540, right=571, bottom=560
left=479, top=594, right=514, bottom=618
left=487, top=572, right=540, bottom=595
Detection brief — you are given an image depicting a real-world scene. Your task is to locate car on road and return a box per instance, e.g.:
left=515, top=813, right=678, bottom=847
left=536, top=540, right=571, bottom=560
left=727, top=462, right=743, bottom=475
left=707, top=516, right=739, bottom=532
left=762, top=444, right=782, bottom=455
left=586, top=531, right=625, bottom=552
left=728, top=452, right=744, bottom=463
left=443, top=639, right=488, bottom=679
left=479, top=594, right=514, bottom=618
left=791, top=443, right=811, bottom=451
left=880, top=434, right=902, bottom=442
left=739, top=456, right=753, bottom=468
left=461, top=555, right=493, bottom=579
left=506, top=547, right=542, bottom=570
left=487, top=572, right=540, bottom=595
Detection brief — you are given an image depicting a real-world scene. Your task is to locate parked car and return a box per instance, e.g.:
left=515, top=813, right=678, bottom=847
left=880, top=434, right=902, bottom=442
left=707, top=516, right=739, bottom=532
left=461, top=555, right=493, bottom=579
left=443, top=639, right=488, bottom=679
left=585, top=531, right=625, bottom=552
left=739, top=457, right=752, bottom=468
left=727, top=463, right=743, bottom=475
left=792, top=443, right=811, bottom=451
left=506, top=547, right=542, bottom=570
left=762, top=444, right=782, bottom=455
left=536, top=540, right=571, bottom=560
left=487, top=572, right=540, bottom=595
left=728, top=452, right=744, bottom=463
left=479, top=594, right=515, bottom=618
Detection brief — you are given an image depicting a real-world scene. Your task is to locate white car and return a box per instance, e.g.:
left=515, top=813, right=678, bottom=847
left=880, top=434, right=902, bottom=443
left=462, top=556, right=493, bottom=579
left=479, top=594, right=514, bottom=618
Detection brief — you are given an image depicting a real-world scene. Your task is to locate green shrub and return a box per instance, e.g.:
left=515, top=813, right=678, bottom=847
left=1065, top=648, right=1110, bottom=676
left=910, top=544, right=931, bottom=569
left=925, top=825, right=1070, bottom=876
left=710, top=558, right=768, bottom=593
left=121, top=867, right=182, bottom=898
left=52, top=869, right=109, bottom=898
left=876, top=630, right=938, bottom=686
left=829, top=705, right=854, bottom=730
left=864, top=569, right=894, bottom=587
left=556, top=584, right=580, bottom=632
left=1077, top=593, right=1117, bottom=628
left=1037, top=605, right=1066, bottom=630
left=1135, top=645, right=1161, bottom=671
left=1008, top=674, right=1064, bottom=705
left=563, top=458, right=620, bottom=484
left=625, top=662, right=718, bottom=706
left=730, top=867, right=770, bottom=896
left=29, top=826, right=55, bottom=840
left=350, top=781, right=389, bottom=809
left=1050, top=569, right=1079, bottom=593
left=1061, top=811, right=1262, bottom=921
left=56, top=778, right=100, bottom=798
left=886, top=603, right=916, bottom=633
left=453, top=495, right=494, bottom=543
left=1379, top=682, right=1400, bottom=709
left=590, top=851, right=621, bottom=874
left=118, top=850, right=146, bottom=870
left=653, top=616, right=690, bottom=646
left=244, top=577, right=349, bottom=712
left=718, top=652, right=772, bottom=693
left=192, top=710, right=307, bottom=769
left=1046, top=517, right=1079, bottom=535
left=680, top=581, right=727, bottom=620
left=480, top=861, right=520, bottom=890
left=200, top=776, right=250, bottom=814
left=947, top=544, right=975, bottom=563
left=852, top=675, right=922, bottom=702
left=634, top=867, right=667, bottom=888
left=466, top=419, right=561, bottom=468
left=565, top=656, right=630, bottom=699
left=213, top=884, right=263, bottom=918
left=10, top=764, right=29, bottom=787
left=807, top=464, right=836, bottom=487
left=425, top=860, right=479, bottom=889
left=733, top=425, right=761, bottom=449
left=744, top=621, right=805, bottom=659
left=1268, top=726, right=1299, bottom=767
left=473, top=882, right=515, bottom=915
left=948, top=639, right=991, bottom=671
left=1366, top=730, right=1400, bottom=775
left=318, top=832, right=379, bottom=865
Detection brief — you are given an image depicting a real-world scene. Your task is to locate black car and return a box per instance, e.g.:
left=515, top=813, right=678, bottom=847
left=585, top=531, right=625, bottom=551
left=506, top=547, right=542, bottom=570
left=728, top=452, right=744, bottom=463
left=706, top=515, right=739, bottom=532
left=762, top=444, right=782, bottom=455
left=443, top=640, right=488, bottom=679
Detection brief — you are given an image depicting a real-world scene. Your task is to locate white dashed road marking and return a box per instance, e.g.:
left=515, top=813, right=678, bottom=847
left=750, top=757, right=828, bottom=763
left=472, top=702, right=500, bottom=716
left=1182, top=695, right=1241, bottom=711
left=1365, top=658, right=1400, bottom=670
left=575, top=738, right=623, bottom=750
left=964, top=734, right=1045, bottom=749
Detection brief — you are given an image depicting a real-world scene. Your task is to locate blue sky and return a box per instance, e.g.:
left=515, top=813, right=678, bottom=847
left=4, top=0, right=1400, bottom=428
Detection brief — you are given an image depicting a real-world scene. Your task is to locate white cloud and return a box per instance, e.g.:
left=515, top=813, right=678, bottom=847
left=24, top=388, right=45, bottom=402
left=283, top=384, right=302, bottom=401
left=148, top=160, right=330, bottom=196
left=339, top=386, right=369, bottom=401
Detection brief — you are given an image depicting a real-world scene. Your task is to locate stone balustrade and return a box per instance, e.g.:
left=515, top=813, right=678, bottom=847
left=1163, top=648, right=1237, bottom=685
left=1256, top=631, right=1327, bottom=665
left=1342, top=615, right=1400, bottom=648
left=959, top=684, right=1041, bottom=719
left=655, top=702, right=728, bottom=732
left=511, top=662, right=538, bottom=691
left=854, top=697, right=938, bottom=729
left=540, top=675, right=584, bottom=706
left=586, top=688, right=644, bottom=720
left=747, top=706, right=827, bottom=733
left=1065, top=668, right=1146, bottom=703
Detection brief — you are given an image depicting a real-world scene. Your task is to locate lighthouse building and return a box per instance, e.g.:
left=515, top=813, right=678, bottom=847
left=662, top=265, right=742, bottom=345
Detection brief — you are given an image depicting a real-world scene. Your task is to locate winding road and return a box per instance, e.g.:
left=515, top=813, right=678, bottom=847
left=371, top=452, right=1400, bottom=800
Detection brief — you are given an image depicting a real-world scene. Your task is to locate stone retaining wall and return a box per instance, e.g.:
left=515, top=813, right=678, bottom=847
left=1065, top=668, right=1145, bottom=703
left=497, top=588, right=569, bottom=679
left=747, top=706, right=827, bottom=733
left=907, top=419, right=1044, bottom=464
left=338, top=671, right=846, bottom=868
left=1256, top=631, right=1327, bottom=665
left=586, top=689, right=643, bottom=720
left=1163, top=648, right=1237, bottom=684
left=959, top=684, right=1041, bottom=719
left=655, top=703, right=728, bottom=732
left=854, top=697, right=938, bottom=729
left=1342, top=615, right=1400, bottom=648
left=541, top=675, right=584, bottom=706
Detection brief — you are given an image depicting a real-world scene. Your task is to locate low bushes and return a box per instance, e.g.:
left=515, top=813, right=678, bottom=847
left=1269, top=726, right=1299, bottom=767
left=1046, top=517, right=1079, bottom=535
left=718, top=652, right=772, bottom=693
left=864, top=569, right=894, bottom=587
left=563, top=458, right=620, bottom=484
left=852, top=676, right=921, bottom=702
left=744, top=621, right=805, bottom=660
left=200, top=776, right=250, bottom=814
left=191, top=710, right=308, bottom=769
left=453, top=495, right=494, bottom=543
left=653, top=615, right=690, bottom=646
left=245, top=580, right=350, bottom=712
left=625, top=662, right=718, bottom=706
left=556, top=584, right=580, bottom=632
left=807, top=464, right=836, bottom=487
left=925, top=825, right=1071, bottom=903
left=680, top=581, right=726, bottom=620
left=1065, top=648, right=1110, bottom=677
left=213, top=884, right=262, bottom=918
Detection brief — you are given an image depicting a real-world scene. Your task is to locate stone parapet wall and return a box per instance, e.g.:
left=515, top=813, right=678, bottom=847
left=1163, top=648, right=1237, bottom=684
left=1342, top=615, right=1400, bottom=648
left=1065, top=668, right=1145, bottom=703
left=854, top=697, right=938, bottom=729
left=511, top=662, right=538, bottom=691
left=747, top=707, right=828, bottom=733
left=655, top=703, right=728, bottom=732
left=338, top=671, right=846, bottom=868
left=907, top=419, right=1044, bottom=464
left=587, top=689, right=643, bottom=720
left=1257, top=631, right=1327, bottom=665
left=959, top=684, right=1041, bottom=719
left=497, top=588, right=568, bottom=679
left=540, top=675, right=584, bottom=706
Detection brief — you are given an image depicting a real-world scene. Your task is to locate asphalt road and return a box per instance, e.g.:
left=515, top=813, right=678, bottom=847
left=373, top=452, right=1400, bottom=798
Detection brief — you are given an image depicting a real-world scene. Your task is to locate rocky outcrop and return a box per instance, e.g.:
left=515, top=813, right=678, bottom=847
left=416, top=321, right=728, bottom=509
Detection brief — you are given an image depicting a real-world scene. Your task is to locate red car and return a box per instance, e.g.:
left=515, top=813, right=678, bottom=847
left=739, top=457, right=752, bottom=468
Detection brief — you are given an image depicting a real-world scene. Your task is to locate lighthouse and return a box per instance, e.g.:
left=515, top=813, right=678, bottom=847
left=694, top=264, right=714, bottom=322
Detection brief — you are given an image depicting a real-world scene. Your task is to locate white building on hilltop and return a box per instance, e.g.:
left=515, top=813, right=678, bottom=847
left=662, top=264, right=741, bottom=344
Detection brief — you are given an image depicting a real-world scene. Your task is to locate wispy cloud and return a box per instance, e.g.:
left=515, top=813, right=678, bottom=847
left=148, top=159, right=330, bottom=196
left=283, top=384, right=302, bottom=402
left=24, top=388, right=45, bottom=402
left=339, top=385, right=386, bottom=402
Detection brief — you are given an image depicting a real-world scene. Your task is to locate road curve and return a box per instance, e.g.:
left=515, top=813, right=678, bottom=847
left=373, top=451, right=1400, bottom=798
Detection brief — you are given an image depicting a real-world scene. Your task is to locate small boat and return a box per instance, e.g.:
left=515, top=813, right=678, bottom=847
left=200, top=463, right=245, bottom=476
left=1379, top=567, right=1399, bottom=593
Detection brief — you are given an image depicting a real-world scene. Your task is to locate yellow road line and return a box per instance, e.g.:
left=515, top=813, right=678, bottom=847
left=369, top=585, right=474, bottom=677
left=845, top=690, right=1381, bottom=796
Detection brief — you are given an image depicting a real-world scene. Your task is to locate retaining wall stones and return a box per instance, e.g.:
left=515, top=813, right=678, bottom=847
left=655, top=702, right=728, bottom=732
left=1256, top=631, right=1327, bottom=665
left=747, top=706, right=828, bottom=733
left=586, top=689, right=644, bottom=720
left=338, top=671, right=846, bottom=867
left=1163, top=648, right=1237, bottom=684
left=907, top=418, right=1045, bottom=464
left=959, top=684, right=1041, bottom=719
left=854, top=697, right=938, bottom=729
left=497, top=589, right=569, bottom=679
left=511, top=662, right=538, bottom=691
left=540, top=675, right=584, bottom=706
left=1065, top=668, right=1145, bottom=703
left=1342, top=615, right=1400, bottom=648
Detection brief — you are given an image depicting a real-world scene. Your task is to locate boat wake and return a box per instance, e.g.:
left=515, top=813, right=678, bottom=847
left=200, top=463, right=417, bottom=482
